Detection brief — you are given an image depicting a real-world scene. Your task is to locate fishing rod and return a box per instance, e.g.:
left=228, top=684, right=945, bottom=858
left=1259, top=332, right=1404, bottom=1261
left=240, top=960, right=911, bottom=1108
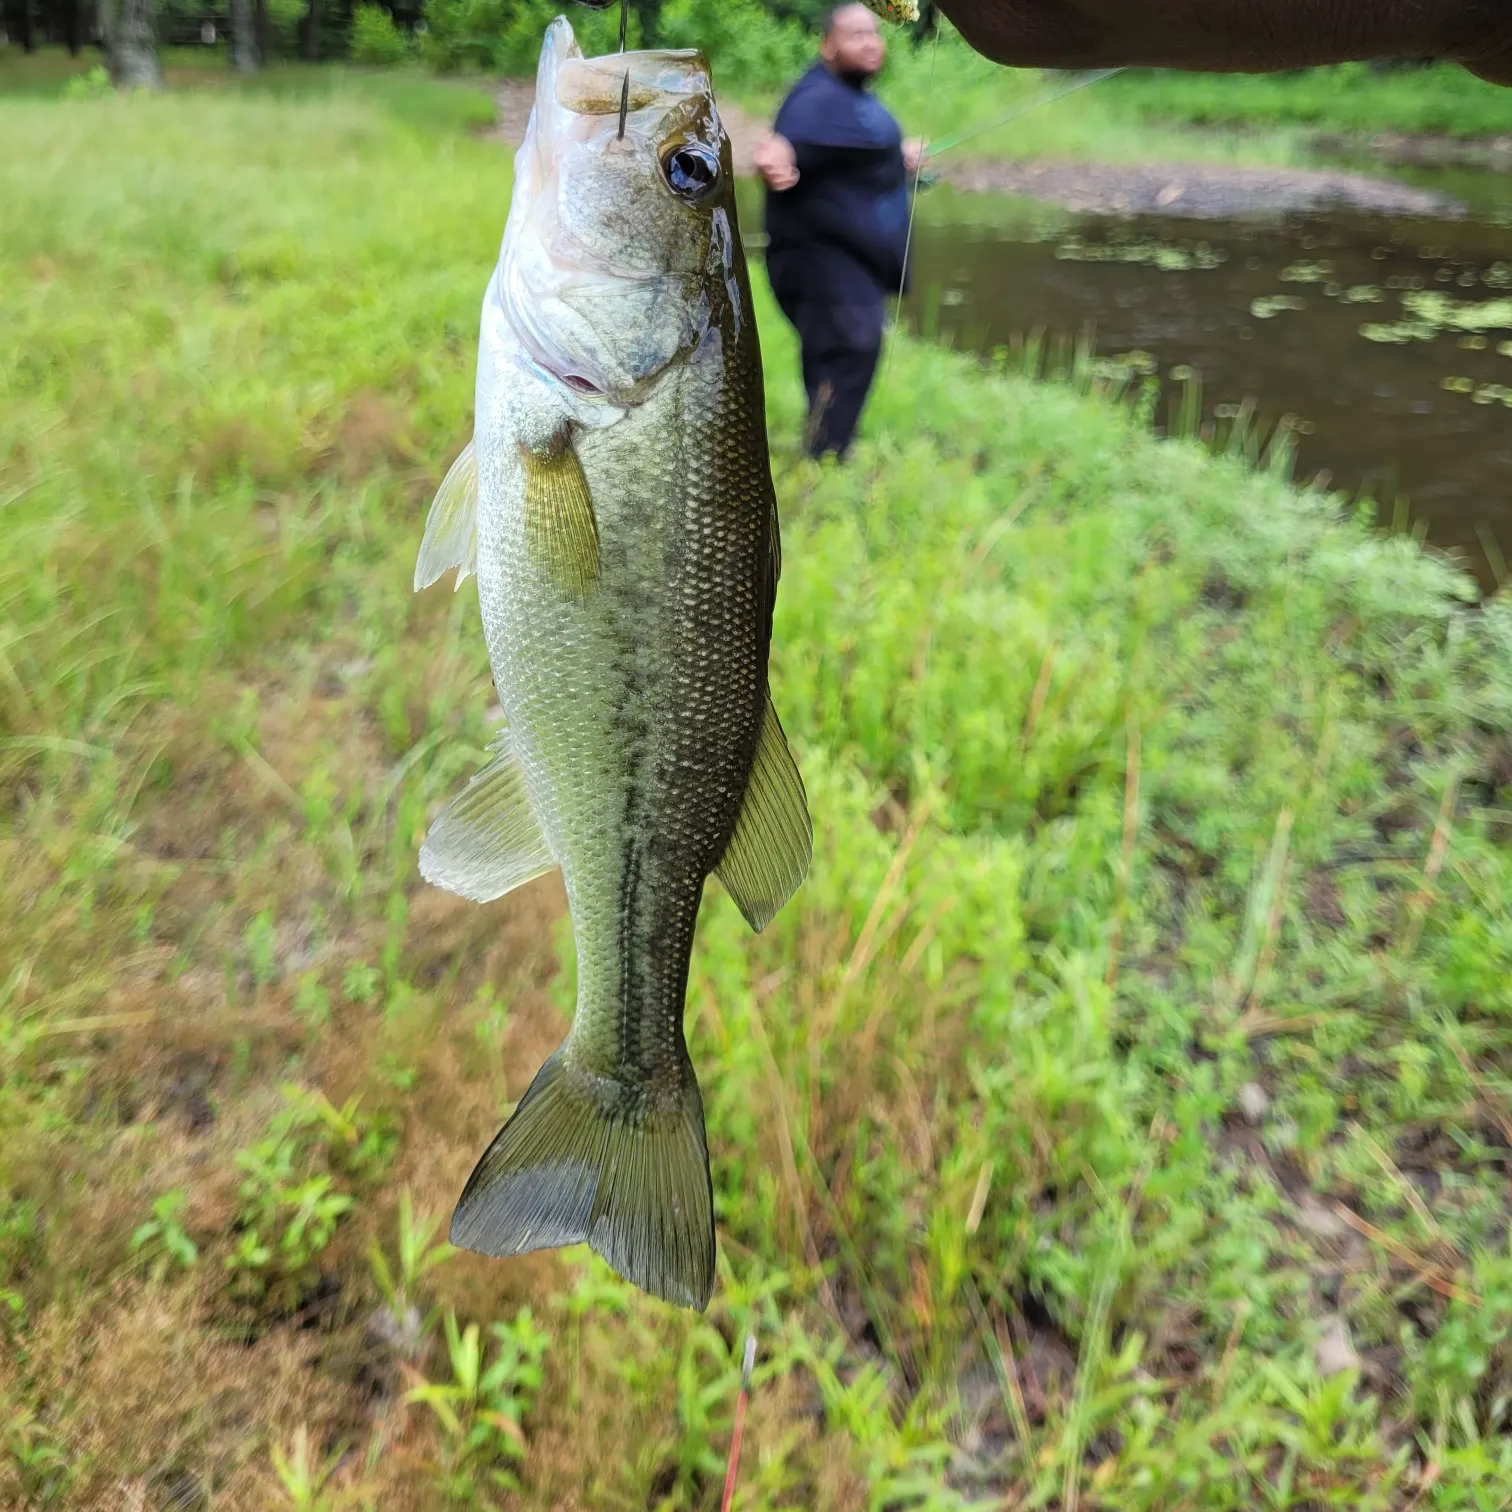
left=718, top=1335, right=757, bottom=1512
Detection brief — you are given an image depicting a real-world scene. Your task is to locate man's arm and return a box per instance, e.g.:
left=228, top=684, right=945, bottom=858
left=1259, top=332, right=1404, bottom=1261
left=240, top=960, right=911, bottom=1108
left=754, top=132, right=800, bottom=192
left=755, top=136, right=910, bottom=292
left=934, top=0, right=1512, bottom=85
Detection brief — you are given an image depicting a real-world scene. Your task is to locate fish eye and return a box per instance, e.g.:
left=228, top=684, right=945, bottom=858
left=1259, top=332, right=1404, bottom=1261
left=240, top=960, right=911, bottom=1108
left=664, top=144, right=720, bottom=203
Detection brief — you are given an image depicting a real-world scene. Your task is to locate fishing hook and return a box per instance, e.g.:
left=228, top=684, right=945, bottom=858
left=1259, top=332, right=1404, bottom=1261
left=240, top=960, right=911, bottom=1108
left=616, top=0, right=629, bottom=140
left=570, top=0, right=629, bottom=136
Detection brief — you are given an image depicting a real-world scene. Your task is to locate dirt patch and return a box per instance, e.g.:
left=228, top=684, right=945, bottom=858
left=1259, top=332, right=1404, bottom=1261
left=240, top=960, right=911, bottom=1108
left=320, top=390, right=415, bottom=482
left=492, top=77, right=537, bottom=149
left=1314, top=129, right=1512, bottom=171
left=494, top=78, right=1463, bottom=220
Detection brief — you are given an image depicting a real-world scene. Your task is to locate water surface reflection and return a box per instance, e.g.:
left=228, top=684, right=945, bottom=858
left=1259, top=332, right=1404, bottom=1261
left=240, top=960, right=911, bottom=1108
left=900, top=183, right=1512, bottom=584
left=737, top=169, right=1512, bottom=586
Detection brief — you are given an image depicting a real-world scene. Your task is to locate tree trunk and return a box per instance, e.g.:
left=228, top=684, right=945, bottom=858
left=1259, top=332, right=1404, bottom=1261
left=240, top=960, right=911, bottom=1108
left=17, top=0, right=35, bottom=52
left=299, top=0, right=323, bottom=60
left=253, top=0, right=272, bottom=63
left=63, top=0, right=84, bottom=54
left=230, top=0, right=259, bottom=71
left=103, top=0, right=160, bottom=88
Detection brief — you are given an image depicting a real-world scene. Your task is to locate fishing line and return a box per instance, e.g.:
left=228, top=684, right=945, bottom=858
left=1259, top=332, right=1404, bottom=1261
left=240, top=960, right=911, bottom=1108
left=882, top=58, right=1126, bottom=389
left=895, top=21, right=942, bottom=333
left=877, top=20, right=942, bottom=396
left=924, top=65, right=1127, bottom=160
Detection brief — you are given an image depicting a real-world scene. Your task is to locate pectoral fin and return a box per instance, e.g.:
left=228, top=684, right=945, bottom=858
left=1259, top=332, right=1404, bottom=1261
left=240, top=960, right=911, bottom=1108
left=715, top=695, right=812, bottom=933
left=415, top=441, right=479, bottom=593
left=420, top=730, right=555, bottom=903
left=522, top=436, right=600, bottom=598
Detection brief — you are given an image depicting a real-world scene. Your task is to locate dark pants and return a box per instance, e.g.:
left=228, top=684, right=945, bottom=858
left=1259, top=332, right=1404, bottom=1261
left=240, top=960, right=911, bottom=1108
left=770, top=279, right=885, bottom=459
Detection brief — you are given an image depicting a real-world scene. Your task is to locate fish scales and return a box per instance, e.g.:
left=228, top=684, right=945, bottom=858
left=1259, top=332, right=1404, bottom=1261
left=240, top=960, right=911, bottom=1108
left=478, top=328, right=769, bottom=1088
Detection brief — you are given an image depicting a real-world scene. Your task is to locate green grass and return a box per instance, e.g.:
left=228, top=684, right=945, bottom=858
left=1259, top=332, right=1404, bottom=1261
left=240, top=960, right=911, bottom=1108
left=8, top=60, right=1512, bottom=1512
left=870, top=29, right=1312, bottom=168
left=1102, top=62, right=1512, bottom=144
left=0, top=43, right=498, bottom=131
left=725, top=22, right=1509, bottom=166
left=0, top=43, right=248, bottom=92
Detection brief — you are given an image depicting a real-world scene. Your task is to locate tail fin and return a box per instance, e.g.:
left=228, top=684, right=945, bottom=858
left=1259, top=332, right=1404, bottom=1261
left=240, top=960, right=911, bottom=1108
left=450, top=1048, right=716, bottom=1311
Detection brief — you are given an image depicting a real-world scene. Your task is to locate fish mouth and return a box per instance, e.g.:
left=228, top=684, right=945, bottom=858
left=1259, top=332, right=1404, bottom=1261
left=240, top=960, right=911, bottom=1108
left=543, top=16, right=711, bottom=113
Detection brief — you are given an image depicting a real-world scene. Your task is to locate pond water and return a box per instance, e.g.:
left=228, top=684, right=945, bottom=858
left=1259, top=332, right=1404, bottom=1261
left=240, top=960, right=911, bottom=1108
left=740, top=160, right=1512, bottom=589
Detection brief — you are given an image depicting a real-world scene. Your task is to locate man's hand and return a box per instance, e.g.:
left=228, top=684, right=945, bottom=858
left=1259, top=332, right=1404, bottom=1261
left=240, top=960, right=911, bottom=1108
left=934, top=0, right=1512, bottom=86
left=903, top=138, right=926, bottom=174
left=754, top=132, right=800, bottom=192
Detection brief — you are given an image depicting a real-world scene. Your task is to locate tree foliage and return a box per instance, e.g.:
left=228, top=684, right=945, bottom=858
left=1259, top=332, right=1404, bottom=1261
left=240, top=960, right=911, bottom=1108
left=2, top=0, right=841, bottom=72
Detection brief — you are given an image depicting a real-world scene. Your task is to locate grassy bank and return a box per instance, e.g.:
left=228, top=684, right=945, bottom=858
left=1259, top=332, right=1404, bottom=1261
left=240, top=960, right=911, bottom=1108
left=670, top=25, right=1313, bottom=169
left=704, top=17, right=1511, bottom=158
left=647, top=17, right=1505, bottom=166
left=0, top=44, right=499, bottom=129
left=866, top=30, right=1305, bottom=168
left=12, top=32, right=1498, bottom=172
left=7, top=74, right=1512, bottom=1512
left=1101, top=63, right=1512, bottom=145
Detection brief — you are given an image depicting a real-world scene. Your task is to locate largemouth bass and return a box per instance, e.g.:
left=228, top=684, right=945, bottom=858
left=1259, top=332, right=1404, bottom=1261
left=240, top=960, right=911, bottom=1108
left=413, top=18, right=810, bottom=1312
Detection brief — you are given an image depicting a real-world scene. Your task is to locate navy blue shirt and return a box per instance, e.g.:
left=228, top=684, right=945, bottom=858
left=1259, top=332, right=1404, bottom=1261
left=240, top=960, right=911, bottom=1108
left=764, top=62, right=911, bottom=308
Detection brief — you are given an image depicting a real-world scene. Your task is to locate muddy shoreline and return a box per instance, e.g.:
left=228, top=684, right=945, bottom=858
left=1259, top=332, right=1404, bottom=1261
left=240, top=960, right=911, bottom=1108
left=493, top=79, right=1465, bottom=220
left=931, top=156, right=1461, bottom=219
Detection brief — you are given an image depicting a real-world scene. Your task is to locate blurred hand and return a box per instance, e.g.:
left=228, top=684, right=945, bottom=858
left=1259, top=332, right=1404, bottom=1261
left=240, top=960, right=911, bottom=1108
left=934, top=0, right=1512, bottom=85
left=754, top=131, right=800, bottom=191
left=903, top=137, right=926, bottom=174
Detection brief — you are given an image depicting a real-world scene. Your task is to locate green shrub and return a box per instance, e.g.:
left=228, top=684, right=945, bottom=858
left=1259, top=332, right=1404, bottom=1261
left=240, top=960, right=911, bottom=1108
left=658, top=0, right=812, bottom=94
left=61, top=65, right=112, bottom=100
left=405, top=1309, right=551, bottom=1501
left=420, top=0, right=628, bottom=74
left=263, top=0, right=306, bottom=51
left=129, top=1190, right=199, bottom=1279
left=417, top=0, right=808, bottom=83
left=224, top=1085, right=397, bottom=1313
left=351, top=2, right=413, bottom=65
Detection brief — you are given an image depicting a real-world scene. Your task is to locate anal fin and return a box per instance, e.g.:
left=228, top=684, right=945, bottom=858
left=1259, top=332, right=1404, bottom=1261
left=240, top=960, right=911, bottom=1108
left=715, top=695, right=812, bottom=933
left=420, top=730, right=555, bottom=903
left=415, top=440, right=479, bottom=593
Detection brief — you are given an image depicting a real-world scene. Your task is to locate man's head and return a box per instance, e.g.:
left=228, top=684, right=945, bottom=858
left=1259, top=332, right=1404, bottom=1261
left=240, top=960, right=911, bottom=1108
left=821, top=3, right=886, bottom=81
